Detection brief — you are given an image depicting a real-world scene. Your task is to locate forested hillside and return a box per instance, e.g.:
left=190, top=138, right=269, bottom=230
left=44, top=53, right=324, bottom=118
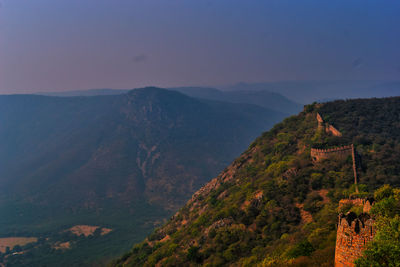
left=114, top=97, right=400, bottom=266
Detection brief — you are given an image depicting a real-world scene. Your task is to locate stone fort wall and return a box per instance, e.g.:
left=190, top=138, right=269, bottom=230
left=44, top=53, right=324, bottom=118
left=338, top=198, right=373, bottom=214
left=310, top=145, right=353, bottom=162
left=335, top=199, right=375, bottom=267
left=316, top=113, right=343, bottom=137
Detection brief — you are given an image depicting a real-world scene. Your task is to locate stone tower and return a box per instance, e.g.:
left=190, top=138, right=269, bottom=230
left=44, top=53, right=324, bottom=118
left=334, top=199, right=375, bottom=267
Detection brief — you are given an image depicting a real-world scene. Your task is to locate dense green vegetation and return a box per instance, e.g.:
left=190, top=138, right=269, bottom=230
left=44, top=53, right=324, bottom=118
left=356, top=185, right=400, bottom=267
left=0, top=87, right=284, bottom=266
left=0, top=200, right=168, bottom=266
left=114, top=97, right=400, bottom=266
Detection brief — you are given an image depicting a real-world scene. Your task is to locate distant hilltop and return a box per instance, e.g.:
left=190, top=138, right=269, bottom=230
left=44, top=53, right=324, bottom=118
left=34, top=86, right=302, bottom=115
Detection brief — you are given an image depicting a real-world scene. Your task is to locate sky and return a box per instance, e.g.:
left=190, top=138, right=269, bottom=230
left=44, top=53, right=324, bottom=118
left=0, top=0, right=399, bottom=94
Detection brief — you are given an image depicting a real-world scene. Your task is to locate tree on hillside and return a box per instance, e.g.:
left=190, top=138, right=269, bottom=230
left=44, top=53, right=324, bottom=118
left=356, top=185, right=400, bottom=267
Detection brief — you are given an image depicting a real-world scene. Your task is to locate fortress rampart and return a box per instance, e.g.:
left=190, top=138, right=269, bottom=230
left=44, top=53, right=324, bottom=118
left=327, top=124, right=342, bottom=137
left=338, top=198, right=374, bottom=214
left=335, top=212, right=375, bottom=266
left=313, top=112, right=375, bottom=266
left=310, top=145, right=353, bottom=162
left=316, top=113, right=342, bottom=137
left=335, top=199, right=375, bottom=267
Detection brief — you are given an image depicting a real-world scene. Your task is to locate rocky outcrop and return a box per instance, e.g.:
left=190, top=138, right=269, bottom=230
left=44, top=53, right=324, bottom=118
left=189, top=146, right=259, bottom=204
left=204, top=218, right=234, bottom=235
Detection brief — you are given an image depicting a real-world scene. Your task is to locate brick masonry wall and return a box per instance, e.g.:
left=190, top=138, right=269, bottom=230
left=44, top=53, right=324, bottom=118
left=310, top=145, right=352, bottom=162
left=335, top=202, right=375, bottom=267
left=316, top=113, right=342, bottom=136
left=339, top=199, right=374, bottom=213
left=326, top=124, right=343, bottom=137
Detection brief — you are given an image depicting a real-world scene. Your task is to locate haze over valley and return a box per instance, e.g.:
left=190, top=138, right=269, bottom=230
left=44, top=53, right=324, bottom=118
left=0, top=0, right=399, bottom=266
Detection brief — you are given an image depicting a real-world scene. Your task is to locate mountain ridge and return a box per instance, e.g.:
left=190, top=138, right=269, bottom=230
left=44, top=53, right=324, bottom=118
left=0, top=87, right=285, bottom=266
left=33, top=86, right=302, bottom=115
left=226, top=80, right=400, bottom=103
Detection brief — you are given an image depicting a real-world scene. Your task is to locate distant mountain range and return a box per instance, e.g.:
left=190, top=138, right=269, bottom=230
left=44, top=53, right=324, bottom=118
left=169, top=87, right=302, bottom=115
left=225, top=80, right=400, bottom=103
left=36, top=80, right=400, bottom=108
left=36, top=88, right=130, bottom=97
left=0, top=87, right=285, bottom=265
left=36, top=86, right=302, bottom=115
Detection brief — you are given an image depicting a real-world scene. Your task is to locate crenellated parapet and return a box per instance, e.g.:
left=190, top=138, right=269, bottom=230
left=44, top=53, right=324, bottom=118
left=335, top=199, right=375, bottom=267
left=310, top=145, right=353, bottom=162
left=339, top=198, right=374, bottom=213
left=311, top=143, right=359, bottom=191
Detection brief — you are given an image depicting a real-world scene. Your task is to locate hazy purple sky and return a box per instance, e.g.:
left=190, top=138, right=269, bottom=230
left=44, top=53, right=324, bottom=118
left=0, top=0, right=399, bottom=94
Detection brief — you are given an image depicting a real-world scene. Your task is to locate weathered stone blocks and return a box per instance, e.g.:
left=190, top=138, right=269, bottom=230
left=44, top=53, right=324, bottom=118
left=335, top=200, right=375, bottom=267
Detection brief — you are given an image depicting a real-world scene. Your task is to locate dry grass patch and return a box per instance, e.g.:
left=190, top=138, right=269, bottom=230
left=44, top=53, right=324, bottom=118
left=295, top=203, right=313, bottom=223
left=0, top=237, right=37, bottom=253
left=69, top=225, right=98, bottom=237
left=317, top=189, right=330, bottom=203
left=68, top=225, right=112, bottom=237
left=101, top=228, right=112, bottom=235
left=53, top=241, right=71, bottom=250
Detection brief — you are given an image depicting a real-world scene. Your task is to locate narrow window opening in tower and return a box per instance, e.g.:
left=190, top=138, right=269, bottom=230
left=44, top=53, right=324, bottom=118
left=355, top=221, right=360, bottom=234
